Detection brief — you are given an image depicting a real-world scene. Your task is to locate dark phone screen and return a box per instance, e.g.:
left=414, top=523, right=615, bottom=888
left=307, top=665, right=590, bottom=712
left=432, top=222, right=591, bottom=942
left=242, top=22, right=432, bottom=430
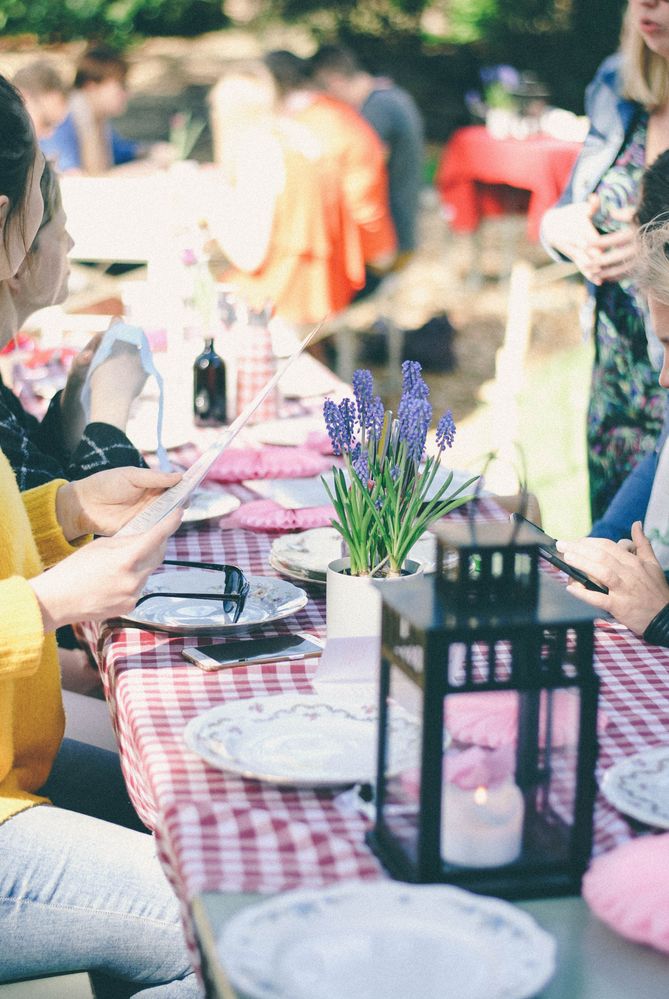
left=183, top=634, right=323, bottom=667
left=510, top=513, right=609, bottom=594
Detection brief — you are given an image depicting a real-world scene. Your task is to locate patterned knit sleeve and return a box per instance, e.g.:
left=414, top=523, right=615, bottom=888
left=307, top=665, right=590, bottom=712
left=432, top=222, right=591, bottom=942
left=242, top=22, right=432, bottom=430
left=35, top=392, right=146, bottom=482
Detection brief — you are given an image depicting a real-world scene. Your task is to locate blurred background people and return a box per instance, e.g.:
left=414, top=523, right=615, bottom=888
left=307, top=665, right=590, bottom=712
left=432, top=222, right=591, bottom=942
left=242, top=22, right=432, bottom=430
left=40, top=44, right=139, bottom=174
left=13, top=60, right=68, bottom=141
left=311, top=43, right=424, bottom=262
left=207, top=62, right=364, bottom=323
left=264, top=48, right=396, bottom=293
left=541, top=0, right=669, bottom=523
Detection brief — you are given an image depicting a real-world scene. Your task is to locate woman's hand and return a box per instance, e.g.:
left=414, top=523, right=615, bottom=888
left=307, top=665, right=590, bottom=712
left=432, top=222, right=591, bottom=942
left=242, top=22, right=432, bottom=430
left=543, top=197, right=638, bottom=285
left=556, top=522, right=669, bottom=635
left=542, top=197, right=603, bottom=280
left=56, top=467, right=182, bottom=540
left=88, top=335, right=148, bottom=428
left=29, top=509, right=182, bottom=630
left=59, top=332, right=104, bottom=453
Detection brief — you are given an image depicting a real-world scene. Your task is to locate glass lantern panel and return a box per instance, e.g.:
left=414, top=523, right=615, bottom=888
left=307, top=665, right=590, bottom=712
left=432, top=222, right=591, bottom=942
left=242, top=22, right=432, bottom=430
left=440, top=685, right=580, bottom=874
left=380, top=654, right=427, bottom=869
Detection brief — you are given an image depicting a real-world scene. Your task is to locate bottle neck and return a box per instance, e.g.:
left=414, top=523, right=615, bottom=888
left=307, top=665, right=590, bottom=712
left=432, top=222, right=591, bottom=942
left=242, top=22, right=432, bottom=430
left=204, top=337, right=215, bottom=351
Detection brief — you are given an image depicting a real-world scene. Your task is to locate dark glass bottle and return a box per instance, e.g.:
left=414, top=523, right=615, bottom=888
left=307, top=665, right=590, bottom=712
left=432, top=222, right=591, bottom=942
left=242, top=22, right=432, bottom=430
left=193, top=337, right=227, bottom=426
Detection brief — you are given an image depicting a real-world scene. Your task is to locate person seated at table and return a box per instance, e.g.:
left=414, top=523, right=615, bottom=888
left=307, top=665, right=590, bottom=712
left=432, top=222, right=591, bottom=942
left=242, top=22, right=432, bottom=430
left=557, top=216, right=669, bottom=646
left=541, top=0, right=669, bottom=524
left=207, top=61, right=364, bottom=323
left=264, top=49, right=397, bottom=293
left=590, top=147, right=669, bottom=544
left=310, top=43, right=424, bottom=262
left=12, top=60, right=68, bottom=141
left=0, top=72, right=199, bottom=994
left=0, top=159, right=147, bottom=490
left=39, top=44, right=141, bottom=175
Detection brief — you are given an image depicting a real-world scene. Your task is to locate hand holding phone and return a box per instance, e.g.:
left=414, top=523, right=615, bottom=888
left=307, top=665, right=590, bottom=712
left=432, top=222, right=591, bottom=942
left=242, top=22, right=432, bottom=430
left=510, top=513, right=609, bottom=594
left=181, top=633, right=324, bottom=671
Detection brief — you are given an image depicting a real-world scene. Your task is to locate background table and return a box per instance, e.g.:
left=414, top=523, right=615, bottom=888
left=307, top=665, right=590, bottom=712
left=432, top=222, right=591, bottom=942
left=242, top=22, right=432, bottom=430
left=435, top=126, right=582, bottom=241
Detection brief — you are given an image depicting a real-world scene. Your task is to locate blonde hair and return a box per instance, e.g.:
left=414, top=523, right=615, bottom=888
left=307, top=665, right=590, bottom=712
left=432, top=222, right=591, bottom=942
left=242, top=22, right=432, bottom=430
left=636, top=218, right=669, bottom=303
left=620, top=6, right=669, bottom=110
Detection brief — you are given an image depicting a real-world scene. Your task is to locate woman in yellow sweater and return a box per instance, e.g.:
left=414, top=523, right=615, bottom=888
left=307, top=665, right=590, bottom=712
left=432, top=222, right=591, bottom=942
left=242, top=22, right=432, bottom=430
left=0, top=76, right=199, bottom=996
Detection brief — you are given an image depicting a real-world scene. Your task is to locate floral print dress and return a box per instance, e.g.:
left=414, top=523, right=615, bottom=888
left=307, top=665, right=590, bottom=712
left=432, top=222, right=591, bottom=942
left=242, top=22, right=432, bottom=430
left=588, top=115, right=667, bottom=521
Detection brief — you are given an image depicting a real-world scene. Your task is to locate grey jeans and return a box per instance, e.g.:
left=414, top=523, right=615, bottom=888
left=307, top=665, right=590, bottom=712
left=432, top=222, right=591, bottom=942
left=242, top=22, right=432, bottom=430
left=0, top=740, right=201, bottom=997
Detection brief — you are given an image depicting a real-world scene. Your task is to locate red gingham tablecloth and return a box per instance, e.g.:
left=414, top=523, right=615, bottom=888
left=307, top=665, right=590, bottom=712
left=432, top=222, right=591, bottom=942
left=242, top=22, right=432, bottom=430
left=78, top=492, right=669, bottom=959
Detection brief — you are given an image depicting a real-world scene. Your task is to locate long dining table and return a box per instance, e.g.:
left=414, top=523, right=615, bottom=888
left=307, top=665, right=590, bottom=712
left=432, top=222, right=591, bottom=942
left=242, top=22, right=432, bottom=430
left=76, top=361, right=669, bottom=998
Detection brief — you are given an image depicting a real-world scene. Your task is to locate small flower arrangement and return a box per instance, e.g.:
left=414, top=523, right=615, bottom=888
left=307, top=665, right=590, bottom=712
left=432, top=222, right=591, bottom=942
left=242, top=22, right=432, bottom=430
left=465, top=64, right=521, bottom=120
left=322, top=361, right=478, bottom=578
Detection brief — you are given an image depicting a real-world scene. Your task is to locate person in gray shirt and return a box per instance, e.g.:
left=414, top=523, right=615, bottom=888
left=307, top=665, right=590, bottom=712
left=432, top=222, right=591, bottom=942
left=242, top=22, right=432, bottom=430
left=311, top=44, right=424, bottom=258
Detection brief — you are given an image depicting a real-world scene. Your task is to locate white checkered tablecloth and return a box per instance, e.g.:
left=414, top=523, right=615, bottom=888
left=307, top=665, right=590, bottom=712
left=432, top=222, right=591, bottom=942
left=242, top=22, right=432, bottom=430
left=77, top=492, right=669, bottom=955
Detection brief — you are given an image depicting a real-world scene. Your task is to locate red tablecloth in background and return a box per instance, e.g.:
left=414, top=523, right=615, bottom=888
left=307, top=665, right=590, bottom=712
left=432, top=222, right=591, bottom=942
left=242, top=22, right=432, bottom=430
left=436, top=125, right=582, bottom=241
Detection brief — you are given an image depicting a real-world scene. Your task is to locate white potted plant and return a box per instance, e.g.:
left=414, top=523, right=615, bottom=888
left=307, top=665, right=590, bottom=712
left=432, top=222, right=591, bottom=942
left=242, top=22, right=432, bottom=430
left=322, top=361, right=478, bottom=640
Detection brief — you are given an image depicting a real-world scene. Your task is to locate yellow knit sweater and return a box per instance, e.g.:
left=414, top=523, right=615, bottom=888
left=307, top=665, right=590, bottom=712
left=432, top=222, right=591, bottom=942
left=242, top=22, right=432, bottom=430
left=0, top=450, right=84, bottom=824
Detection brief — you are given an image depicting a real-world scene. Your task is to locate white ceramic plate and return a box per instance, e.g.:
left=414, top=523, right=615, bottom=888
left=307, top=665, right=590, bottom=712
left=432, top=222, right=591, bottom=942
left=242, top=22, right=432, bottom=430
left=181, top=486, right=240, bottom=524
left=268, top=553, right=326, bottom=587
left=270, top=527, right=438, bottom=579
left=601, top=747, right=669, bottom=828
left=218, top=882, right=556, bottom=999
left=183, top=689, right=420, bottom=787
left=122, top=570, right=307, bottom=634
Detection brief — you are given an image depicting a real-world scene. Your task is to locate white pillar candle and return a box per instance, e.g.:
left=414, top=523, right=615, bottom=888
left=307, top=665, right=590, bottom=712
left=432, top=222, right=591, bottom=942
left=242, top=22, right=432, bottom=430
left=441, top=779, right=525, bottom=868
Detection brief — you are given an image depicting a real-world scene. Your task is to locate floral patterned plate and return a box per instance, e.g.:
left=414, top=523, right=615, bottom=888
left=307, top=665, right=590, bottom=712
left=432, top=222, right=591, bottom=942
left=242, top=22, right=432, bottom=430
left=183, top=689, right=420, bottom=787
left=122, top=571, right=307, bottom=634
left=601, top=747, right=669, bottom=828
left=219, top=882, right=556, bottom=999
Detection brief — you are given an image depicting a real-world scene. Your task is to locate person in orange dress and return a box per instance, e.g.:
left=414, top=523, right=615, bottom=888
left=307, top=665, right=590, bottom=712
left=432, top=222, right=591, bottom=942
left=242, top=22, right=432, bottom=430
left=264, top=49, right=397, bottom=293
left=206, top=62, right=368, bottom=323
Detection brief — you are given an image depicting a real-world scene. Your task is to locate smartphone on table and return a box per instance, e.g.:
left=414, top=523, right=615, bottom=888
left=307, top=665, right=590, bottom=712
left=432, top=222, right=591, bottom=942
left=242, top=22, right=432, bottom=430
left=510, top=513, right=609, bottom=595
left=181, top=632, right=324, bottom=671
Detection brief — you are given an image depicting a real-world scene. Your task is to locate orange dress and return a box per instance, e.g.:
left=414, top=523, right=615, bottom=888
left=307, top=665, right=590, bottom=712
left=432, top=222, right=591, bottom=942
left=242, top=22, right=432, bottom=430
left=224, top=122, right=365, bottom=323
left=293, top=93, right=397, bottom=267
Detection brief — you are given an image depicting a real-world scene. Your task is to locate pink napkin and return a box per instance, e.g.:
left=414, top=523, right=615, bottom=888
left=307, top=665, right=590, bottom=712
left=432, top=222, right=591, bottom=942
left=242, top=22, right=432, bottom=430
left=445, top=690, right=609, bottom=749
left=219, top=499, right=335, bottom=533
left=206, top=446, right=331, bottom=483
left=583, top=833, right=669, bottom=953
left=305, top=431, right=336, bottom=455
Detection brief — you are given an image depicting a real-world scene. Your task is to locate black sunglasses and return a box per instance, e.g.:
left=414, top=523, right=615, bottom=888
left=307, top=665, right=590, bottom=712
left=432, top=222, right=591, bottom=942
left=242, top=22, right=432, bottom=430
left=135, top=559, right=251, bottom=624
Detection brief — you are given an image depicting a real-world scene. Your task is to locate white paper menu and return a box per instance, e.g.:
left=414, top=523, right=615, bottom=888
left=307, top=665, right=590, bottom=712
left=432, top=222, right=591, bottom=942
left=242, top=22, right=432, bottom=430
left=115, top=320, right=324, bottom=536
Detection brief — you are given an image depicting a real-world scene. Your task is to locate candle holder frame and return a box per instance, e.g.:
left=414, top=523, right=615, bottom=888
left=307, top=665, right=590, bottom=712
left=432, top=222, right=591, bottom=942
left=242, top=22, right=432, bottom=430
left=367, top=521, right=601, bottom=901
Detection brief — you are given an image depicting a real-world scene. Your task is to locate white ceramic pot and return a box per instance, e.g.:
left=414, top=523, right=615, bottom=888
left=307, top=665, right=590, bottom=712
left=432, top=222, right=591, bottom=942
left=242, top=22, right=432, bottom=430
left=325, top=557, right=422, bottom=642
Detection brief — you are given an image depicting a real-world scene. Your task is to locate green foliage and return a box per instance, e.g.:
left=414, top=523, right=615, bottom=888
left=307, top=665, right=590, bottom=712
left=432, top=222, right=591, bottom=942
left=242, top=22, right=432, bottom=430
left=0, top=0, right=227, bottom=44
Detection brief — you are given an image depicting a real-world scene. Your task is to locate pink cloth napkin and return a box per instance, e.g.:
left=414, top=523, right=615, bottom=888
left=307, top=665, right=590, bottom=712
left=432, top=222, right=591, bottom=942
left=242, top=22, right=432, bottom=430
left=445, top=690, right=609, bottom=749
left=219, top=499, right=335, bottom=533
left=583, top=833, right=669, bottom=953
left=305, top=431, right=336, bottom=455
left=206, top=446, right=331, bottom=483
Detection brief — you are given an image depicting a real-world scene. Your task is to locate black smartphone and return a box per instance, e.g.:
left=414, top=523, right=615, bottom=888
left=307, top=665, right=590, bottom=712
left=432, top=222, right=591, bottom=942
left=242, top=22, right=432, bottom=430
left=510, top=513, right=609, bottom=594
left=181, top=633, right=324, bottom=671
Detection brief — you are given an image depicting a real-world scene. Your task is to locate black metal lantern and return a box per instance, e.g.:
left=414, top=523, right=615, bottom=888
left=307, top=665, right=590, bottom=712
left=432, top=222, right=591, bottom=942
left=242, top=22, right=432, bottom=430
left=367, top=520, right=601, bottom=900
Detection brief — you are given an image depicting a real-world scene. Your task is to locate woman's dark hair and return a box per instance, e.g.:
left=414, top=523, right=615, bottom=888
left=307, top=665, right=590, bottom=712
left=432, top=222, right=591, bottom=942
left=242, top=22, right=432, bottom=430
left=30, top=159, right=61, bottom=254
left=264, top=50, right=309, bottom=97
left=637, top=149, right=669, bottom=228
left=0, top=74, right=36, bottom=254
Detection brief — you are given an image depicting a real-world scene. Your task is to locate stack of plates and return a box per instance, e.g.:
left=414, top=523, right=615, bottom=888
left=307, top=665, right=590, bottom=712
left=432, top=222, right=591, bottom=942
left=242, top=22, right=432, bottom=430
left=269, top=527, right=438, bottom=586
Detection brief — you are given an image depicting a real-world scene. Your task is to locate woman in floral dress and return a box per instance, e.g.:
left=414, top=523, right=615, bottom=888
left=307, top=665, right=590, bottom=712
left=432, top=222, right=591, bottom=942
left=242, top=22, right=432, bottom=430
left=542, top=0, right=669, bottom=522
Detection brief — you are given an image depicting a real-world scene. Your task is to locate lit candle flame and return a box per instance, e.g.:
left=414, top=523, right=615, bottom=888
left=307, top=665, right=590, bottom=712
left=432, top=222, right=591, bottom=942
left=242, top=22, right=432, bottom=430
left=474, top=785, right=488, bottom=806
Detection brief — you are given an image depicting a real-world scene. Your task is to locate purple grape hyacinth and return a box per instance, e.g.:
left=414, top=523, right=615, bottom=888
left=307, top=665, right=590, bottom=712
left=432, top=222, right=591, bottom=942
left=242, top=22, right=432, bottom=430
left=323, top=397, right=357, bottom=456
left=436, top=410, right=456, bottom=451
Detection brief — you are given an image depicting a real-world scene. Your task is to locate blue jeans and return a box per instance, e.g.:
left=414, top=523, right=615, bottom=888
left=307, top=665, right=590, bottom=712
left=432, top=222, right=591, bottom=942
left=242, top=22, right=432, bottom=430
left=589, top=450, right=657, bottom=541
left=0, top=740, right=200, bottom=997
